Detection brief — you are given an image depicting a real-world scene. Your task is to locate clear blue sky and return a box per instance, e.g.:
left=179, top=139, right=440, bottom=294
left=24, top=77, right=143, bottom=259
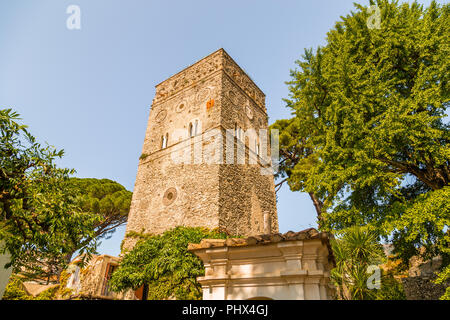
left=0, top=0, right=443, bottom=256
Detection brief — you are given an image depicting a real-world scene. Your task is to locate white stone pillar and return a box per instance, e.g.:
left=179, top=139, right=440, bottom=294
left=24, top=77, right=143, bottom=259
left=0, top=244, right=13, bottom=299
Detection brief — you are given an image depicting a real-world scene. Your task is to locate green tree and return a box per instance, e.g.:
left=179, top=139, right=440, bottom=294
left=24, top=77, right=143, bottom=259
left=110, top=227, right=231, bottom=300
left=271, top=0, right=449, bottom=298
left=271, top=0, right=448, bottom=289
left=63, top=178, right=132, bottom=261
left=0, top=109, right=99, bottom=283
left=14, top=178, right=132, bottom=282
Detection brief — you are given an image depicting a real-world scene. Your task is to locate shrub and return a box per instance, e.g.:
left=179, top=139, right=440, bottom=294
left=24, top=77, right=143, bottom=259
left=110, top=226, right=232, bottom=300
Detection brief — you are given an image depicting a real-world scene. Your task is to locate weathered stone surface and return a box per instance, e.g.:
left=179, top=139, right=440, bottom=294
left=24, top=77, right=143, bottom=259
left=200, top=239, right=226, bottom=248
left=270, top=233, right=283, bottom=243
left=225, top=238, right=248, bottom=247
left=66, top=254, right=123, bottom=300
left=402, top=276, right=448, bottom=300
left=284, top=231, right=296, bottom=240
left=402, top=254, right=448, bottom=300
left=22, top=282, right=59, bottom=297
left=307, top=228, right=320, bottom=238
left=246, top=237, right=259, bottom=246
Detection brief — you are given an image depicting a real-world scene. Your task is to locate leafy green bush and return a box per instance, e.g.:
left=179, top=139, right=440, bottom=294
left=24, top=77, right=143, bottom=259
left=2, top=276, right=31, bottom=300
left=434, top=265, right=450, bottom=300
left=2, top=272, right=71, bottom=300
left=34, top=285, right=59, bottom=300
left=110, top=226, right=232, bottom=300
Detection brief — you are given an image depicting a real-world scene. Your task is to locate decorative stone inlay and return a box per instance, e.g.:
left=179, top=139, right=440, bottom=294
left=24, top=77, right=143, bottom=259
left=155, top=109, right=167, bottom=123
left=197, top=87, right=213, bottom=103
left=228, top=90, right=238, bottom=106
left=222, top=52, right=265, bottom=109
left=176, top=101, right=187, bottom=113
left=258, top=118, right=264, bottom=127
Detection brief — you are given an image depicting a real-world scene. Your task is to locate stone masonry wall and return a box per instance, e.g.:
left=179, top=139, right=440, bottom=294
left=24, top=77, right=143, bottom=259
left=123, top=49, right=278, bottom=250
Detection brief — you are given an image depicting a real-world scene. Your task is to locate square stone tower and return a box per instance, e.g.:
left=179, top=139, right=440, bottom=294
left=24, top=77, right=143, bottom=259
left=123, top=49, right=278, bottom=250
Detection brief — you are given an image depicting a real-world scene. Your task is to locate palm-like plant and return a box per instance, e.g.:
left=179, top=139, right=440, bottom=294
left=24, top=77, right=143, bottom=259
left=331, top=227, right=384, bottom=300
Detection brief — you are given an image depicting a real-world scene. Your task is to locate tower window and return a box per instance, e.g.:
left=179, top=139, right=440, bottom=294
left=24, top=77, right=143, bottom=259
left=189, top=120, right=199, bottom=137
left=235, top=123, right=242, bottom=141
left=189, top=123, right=194, bottom=137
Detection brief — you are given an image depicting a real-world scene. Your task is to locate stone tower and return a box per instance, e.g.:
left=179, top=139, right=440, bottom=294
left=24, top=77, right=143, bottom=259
left=123, top=49, right=278, bottom=250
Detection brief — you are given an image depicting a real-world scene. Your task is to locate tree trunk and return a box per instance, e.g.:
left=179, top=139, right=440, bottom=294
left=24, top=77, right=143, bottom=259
left=308, top=192, right=324, bottom=229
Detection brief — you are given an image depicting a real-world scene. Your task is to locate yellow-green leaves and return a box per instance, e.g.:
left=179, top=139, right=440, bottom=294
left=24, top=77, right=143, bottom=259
left=272, top=1, right=449, bottom=297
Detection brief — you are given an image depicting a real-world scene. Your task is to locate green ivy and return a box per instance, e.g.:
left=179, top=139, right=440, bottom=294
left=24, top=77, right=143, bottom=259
left=434, top=265, right=450, bottom=300
left=110, top=226, right=233, bottom=300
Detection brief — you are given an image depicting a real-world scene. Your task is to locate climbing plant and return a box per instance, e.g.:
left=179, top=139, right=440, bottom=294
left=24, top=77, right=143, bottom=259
left=110, top=226, right=232, bottom=300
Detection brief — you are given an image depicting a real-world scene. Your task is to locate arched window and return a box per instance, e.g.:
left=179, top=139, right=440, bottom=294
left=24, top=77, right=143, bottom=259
left=189, top=120, right=199, bottom=137
left=255, top=139, right=260, bottom=156
left=189, top=123, right=194, bottom=138
left=194, top=120, right=199, bottom=136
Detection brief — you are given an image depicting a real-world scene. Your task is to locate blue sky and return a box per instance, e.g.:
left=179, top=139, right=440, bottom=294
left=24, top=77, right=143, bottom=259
left=0, top=0, right=443, bottom=256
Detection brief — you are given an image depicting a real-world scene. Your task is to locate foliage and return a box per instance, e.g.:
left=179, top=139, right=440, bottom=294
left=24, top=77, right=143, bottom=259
left=374, top=272, right=406, bottom=300
left=65, top=178, right=132, bottom=253
left=377, top=256, right=407, bottom=300
left=1, top=276, right=31, bottom=300
left=331, top=227, right=405, bottom=300
left=110, top=226, right=231, bottom=300
left=434, top=264, right=450, bottom=300
left=33, top=284, right=59, bottom=300
left=331, top=227, right=384, bottom=299
left=270, top=0, right=449, bottom=281
left=16, top=178, right=132, bottom=282
left=2, top=276, right=57, bottom=300
left=2, top=269, right=74, bottom=300
left=0, top=109, right=99, bottom=279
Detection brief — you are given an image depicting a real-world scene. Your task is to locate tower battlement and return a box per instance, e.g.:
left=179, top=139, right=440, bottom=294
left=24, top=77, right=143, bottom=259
left=153, top=49, right=266, bottom=112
